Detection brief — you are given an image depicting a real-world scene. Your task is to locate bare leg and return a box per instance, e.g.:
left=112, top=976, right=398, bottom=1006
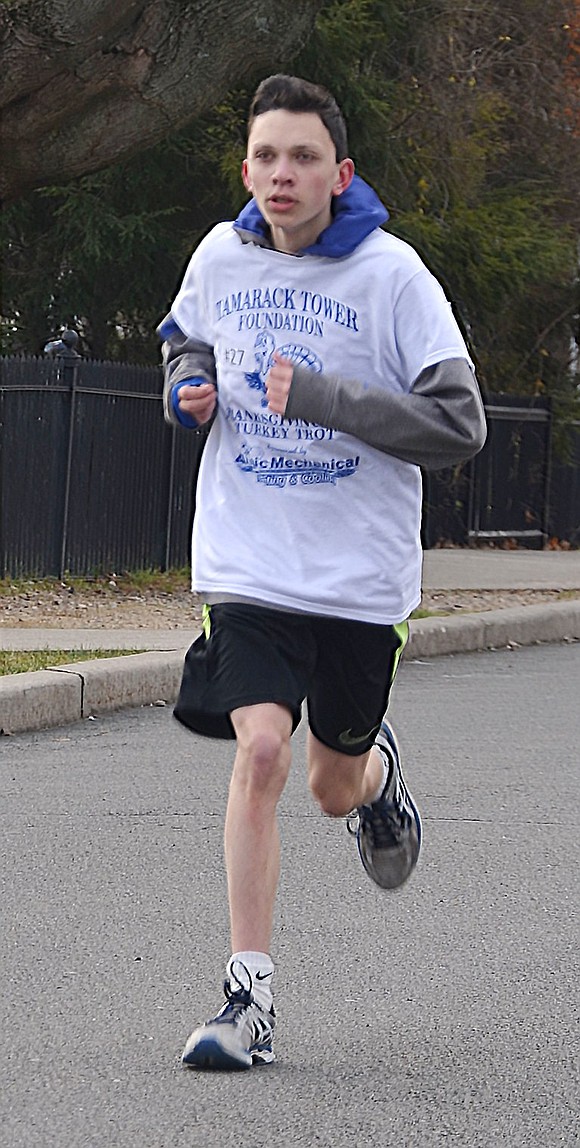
left=307, top=730, right=383, bottom=817
left=226, top=703, right=293, bottom=953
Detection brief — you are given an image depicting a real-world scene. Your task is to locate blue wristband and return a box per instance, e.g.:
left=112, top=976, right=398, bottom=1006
left=171, top=378, right=207, bottom=429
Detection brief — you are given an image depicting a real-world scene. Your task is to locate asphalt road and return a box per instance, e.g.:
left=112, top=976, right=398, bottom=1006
left=1, top=643, right=578, bottom=1148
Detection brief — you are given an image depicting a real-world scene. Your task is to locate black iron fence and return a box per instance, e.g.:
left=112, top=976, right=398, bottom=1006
left=0, top=354, right=578, bottom=578
left=0, top=354, right=205, bottom=577
left=422, top=394, right=580, bottom=549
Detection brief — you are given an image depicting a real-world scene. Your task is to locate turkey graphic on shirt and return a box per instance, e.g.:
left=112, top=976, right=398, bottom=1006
left=244, top=332, right=323, bottom=406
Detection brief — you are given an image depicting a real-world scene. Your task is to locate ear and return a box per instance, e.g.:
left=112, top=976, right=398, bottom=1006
left=241, top=159, right=252, bottom=192
left=332, top=158, right=355, bottom=198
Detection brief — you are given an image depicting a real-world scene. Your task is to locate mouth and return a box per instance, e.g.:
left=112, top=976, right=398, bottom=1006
left=267, top=194, right=297, bottom=211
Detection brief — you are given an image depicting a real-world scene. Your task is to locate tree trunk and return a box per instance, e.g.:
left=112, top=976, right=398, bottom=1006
left=0, top=0, right=320, bottom=202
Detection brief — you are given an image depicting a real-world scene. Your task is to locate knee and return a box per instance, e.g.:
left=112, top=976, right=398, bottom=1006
left=233, top=726, right=290, bottom=795
left=309, top=772, right=357, bottom=819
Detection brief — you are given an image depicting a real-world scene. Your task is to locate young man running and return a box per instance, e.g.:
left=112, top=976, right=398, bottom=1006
left=158, top=73, right=486, bottom=1070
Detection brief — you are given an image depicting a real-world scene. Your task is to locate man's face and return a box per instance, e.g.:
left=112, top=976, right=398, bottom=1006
left=242, top=109, right=354, bottom=254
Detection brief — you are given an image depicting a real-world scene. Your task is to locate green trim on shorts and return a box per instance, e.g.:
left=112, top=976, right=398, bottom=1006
left=201, top=603, right=212, bottom=640
left=392, top=620, right=409, bottom=680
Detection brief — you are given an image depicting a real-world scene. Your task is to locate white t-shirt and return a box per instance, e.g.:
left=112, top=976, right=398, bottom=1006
left=172, top=223, right=471, bottom=624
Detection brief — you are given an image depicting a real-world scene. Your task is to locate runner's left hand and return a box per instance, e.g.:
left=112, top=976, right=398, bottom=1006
left=265, top=353, right=293, bottom=415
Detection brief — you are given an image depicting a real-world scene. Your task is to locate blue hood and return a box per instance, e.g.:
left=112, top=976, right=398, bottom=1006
left=234, top=174, right=388, bottom=258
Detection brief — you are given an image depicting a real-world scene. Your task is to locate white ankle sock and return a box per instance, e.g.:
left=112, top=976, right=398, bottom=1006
left=369, top=748, right=390, bottom=804
left=228, top=950, right=274, bottom=1011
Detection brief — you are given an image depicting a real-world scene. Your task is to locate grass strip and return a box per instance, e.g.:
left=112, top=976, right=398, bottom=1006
left=0, top=569, right=190, bottom=596
left=0, top=650, right=141, bottom=676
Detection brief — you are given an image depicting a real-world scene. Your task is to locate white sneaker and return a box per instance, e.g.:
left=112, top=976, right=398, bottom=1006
left=181, top=961, right=275, bottom=1070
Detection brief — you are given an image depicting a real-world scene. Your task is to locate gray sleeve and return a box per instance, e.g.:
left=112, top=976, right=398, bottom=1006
left=157, top=313, right=217, bottom=428
left=284, top=358, right=487, bottom=470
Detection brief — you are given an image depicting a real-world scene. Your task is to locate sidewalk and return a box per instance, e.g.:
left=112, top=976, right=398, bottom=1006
left=423, top=547, right=580, bottom=589
left=1, top=550, right=579, bottom=735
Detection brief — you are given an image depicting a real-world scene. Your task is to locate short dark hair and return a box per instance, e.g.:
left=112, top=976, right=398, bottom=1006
left=248, top=74, right=349, bottom=160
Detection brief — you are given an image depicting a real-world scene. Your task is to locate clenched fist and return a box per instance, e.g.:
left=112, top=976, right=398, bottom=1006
left=177, top=381, right=217, bottom=426
left=265, top=353, right=293, bottom=416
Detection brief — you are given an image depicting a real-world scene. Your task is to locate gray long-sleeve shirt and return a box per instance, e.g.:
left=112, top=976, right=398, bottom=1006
left=160, top=319, right=486, bottom=470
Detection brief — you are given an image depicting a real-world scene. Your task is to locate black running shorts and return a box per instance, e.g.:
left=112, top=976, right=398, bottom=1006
left=174, top=602, right=408, bottom=756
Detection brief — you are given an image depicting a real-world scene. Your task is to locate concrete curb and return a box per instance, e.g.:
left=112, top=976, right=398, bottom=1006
left=1, top=602, right=579, bottom=736
left=0, top=651, right=185, bottom=735
left=405, top=600, right=580, bottom=658
left=0, top=669, right=82, bottom=735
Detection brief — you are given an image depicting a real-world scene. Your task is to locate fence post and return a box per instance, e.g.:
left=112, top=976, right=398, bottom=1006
left=164, top=426, right=178, bottom=571
left=467, top=452, right=480, bottom=539
left=44, top=330, right=82, bottom=579
left=542, top=402, right=553, bottom=543
left=59, top=355, right=80, bottom=579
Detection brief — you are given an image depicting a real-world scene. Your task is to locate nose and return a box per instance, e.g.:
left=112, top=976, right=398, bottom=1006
left=272, top=155, right=293, bottom=184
